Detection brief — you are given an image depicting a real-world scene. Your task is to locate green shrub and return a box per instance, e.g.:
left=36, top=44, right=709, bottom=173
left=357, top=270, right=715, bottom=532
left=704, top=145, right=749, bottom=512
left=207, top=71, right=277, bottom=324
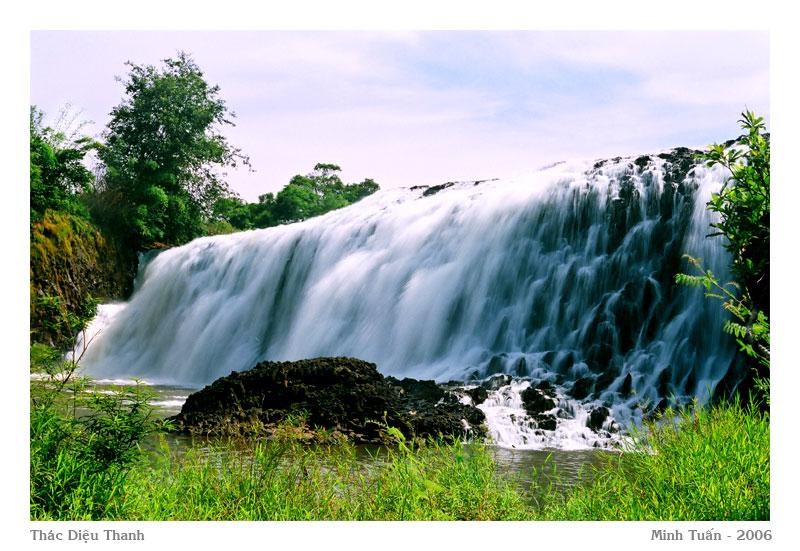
left=30, top=349, right=166, bottom=520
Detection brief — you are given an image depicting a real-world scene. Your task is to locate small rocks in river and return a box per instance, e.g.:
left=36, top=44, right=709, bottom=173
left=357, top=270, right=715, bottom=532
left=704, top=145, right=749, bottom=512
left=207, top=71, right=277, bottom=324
left=464, top=386, right=489, bottom=405
left=535, top=415, right=557, bottom=431
left=520, top=384, right=556, bottom=416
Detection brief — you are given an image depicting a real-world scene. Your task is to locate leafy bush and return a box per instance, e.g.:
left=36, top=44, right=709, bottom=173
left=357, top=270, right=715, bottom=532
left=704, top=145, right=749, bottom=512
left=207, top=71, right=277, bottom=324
left=30, top=348, right=166, bottom=520
left=702, top=111, right=770, bottom=316
left=29, top=106, right=97, bottom=221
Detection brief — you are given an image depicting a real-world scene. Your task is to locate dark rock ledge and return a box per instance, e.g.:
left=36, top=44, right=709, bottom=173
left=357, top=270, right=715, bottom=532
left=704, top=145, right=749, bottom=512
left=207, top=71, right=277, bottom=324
left=170, top=357, right=487, bottom=444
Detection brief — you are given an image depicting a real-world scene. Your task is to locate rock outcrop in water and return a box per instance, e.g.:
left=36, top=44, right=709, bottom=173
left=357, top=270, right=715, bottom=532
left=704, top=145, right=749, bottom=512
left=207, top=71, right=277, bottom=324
left=171, top=357, right=487, bottom=443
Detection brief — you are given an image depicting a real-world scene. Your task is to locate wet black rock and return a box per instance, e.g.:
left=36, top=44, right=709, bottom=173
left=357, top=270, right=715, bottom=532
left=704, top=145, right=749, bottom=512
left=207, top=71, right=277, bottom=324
left=620, top=373, right=633, bottom=397
left=536, top=415, right=557, bottom=431
left=172, top=357, right=407, bottom=442
left=520, top=385, right=557, bottom=416
left=657, top=367, right=672, bottom=396
left=512, top=357, right=529, bottom=377
left=464, top=386, right=489, bottom=405
left=587, top=406, right=610, bottom=431
left=571, top=376, right=595, bottom=400
left=387, top=377, right=444, bottom=405
left=595, top=369, right=619, bottom=394
left=481, top=373, right=512, bottom=391
left=553, top=351, right=575, bottom=373
left=422, top=182, right=455, bottom=197
left=634, top=155, right=651, bottom=171
left=171, top=357, right=486, bottom=443
left=485, top=354, right=507, bottom=376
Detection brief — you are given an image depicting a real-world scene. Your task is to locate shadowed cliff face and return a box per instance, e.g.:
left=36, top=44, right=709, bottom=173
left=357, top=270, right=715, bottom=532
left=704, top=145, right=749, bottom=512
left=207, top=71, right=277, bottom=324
left=30, top=211, right=137, bottom=347
left=77, top=148, right=737, bottom=425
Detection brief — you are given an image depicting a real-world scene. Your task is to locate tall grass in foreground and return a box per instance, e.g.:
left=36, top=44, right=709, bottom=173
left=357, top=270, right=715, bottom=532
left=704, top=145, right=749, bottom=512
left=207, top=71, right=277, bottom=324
left=534, top=400, right=770, bottom=520
left=122, top=427, right=532, bottom=521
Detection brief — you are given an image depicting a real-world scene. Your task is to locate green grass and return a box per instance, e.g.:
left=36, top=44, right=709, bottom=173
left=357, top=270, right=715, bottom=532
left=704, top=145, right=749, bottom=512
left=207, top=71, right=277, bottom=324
left=119, top=431, right=533, bottom=521
left=534, top=401, right=770, bottom=520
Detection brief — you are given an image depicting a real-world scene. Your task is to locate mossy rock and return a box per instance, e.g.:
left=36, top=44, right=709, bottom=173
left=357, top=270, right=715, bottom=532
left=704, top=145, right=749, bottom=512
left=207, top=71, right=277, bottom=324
left=30, top=210, right=136, bottom=347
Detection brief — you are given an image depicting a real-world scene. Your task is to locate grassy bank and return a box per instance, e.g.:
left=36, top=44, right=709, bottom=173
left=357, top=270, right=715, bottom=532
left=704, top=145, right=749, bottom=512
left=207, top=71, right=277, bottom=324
left=535, top=401, right=770, bottom=520
left=30, top=381, right=769, bottom=520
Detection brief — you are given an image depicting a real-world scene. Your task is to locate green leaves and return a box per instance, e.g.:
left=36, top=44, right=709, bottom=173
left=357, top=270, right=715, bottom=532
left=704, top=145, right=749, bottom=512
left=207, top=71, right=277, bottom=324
left=678, top=111, right=770, bottom=395
left=30, top=106, right=96, bottom=221
left=697, top=110, right=770, bottom=316
left=97, top=52, right=249, bottom=249
left=207, top=163, right=381, bottom=232
left=676, top=254, right=770, bottom=373
left=30, top=345, right=165, bottom=519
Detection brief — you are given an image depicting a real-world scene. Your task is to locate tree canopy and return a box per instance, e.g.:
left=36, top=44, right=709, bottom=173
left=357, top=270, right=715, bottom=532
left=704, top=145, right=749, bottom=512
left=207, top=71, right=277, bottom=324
left=95, top=52, right=249, bottom=247
left=29, top=107, right=97, bottom=221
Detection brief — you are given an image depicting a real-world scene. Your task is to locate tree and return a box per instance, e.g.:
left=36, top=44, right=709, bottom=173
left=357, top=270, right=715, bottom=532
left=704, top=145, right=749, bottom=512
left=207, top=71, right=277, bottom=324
left=676, top=110, right=770, bottom=389
left=30, top=106, right=97, bottom=220
left=205, top=163, right=381, bottom=232
left=95, top=52, right=249, bottom=248
left=702, top=111, right=770, bottom=317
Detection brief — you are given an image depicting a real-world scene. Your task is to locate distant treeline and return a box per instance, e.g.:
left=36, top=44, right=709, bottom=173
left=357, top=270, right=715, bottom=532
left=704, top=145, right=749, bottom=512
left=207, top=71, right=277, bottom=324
left=205, top=163, right=379, bottom=235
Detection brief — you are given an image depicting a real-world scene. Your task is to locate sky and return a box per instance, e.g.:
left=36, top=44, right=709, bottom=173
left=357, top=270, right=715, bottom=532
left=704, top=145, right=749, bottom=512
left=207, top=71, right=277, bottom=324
left=31, top=31, right=769, bottom=202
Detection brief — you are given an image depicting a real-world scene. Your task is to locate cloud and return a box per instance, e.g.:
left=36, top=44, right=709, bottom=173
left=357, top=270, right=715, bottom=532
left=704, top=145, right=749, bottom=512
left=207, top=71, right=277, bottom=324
left=30, top=31, right=769, bottom=201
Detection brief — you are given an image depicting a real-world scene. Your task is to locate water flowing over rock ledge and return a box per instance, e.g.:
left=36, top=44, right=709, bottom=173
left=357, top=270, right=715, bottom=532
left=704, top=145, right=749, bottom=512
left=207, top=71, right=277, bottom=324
left=77, top=148, right=748, bottom=446
left=169, top=357, right=624, bottom=449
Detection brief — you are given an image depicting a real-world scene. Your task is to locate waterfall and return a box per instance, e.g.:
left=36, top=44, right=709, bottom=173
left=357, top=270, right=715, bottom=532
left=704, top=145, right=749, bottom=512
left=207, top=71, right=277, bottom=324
left=77, top=149, right=738, bottom=432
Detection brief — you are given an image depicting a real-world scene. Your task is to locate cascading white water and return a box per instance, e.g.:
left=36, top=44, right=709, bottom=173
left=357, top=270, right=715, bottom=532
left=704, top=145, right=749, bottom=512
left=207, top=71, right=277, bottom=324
left=77, top=150, right=739, bottom=445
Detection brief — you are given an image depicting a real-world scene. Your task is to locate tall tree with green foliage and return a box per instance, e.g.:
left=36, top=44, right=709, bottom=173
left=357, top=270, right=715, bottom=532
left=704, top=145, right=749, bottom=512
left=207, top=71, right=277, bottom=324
left=30, top=106, right=97, bottom=221
left=94, top=52, right=249, bottom=248
left=677, top=111, right=770, bottom=389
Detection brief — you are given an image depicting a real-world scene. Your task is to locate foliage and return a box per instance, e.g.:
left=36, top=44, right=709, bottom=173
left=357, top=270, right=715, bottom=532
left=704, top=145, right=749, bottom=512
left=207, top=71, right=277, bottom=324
left=104, top=428, right=531, bottom=520
left=676, top=110, right=770, bottom=394
left=95, top=52, right=249, bottom=248
left=34, top=399, right=769, bottom=521
left=676, top=256, right=770, bottom=372
left=534, top=400, right=770, bottom=520
left=30, top=210, right=134, bottom=348
left=210, top=164, right=380, bottom=232
left=30, top=106, right=97, bottom=221
left=32, top=293, right=98, bottom=349
left=30, top=346, right=166, bottom=520
left=701, top=111, right=770, bottom=315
